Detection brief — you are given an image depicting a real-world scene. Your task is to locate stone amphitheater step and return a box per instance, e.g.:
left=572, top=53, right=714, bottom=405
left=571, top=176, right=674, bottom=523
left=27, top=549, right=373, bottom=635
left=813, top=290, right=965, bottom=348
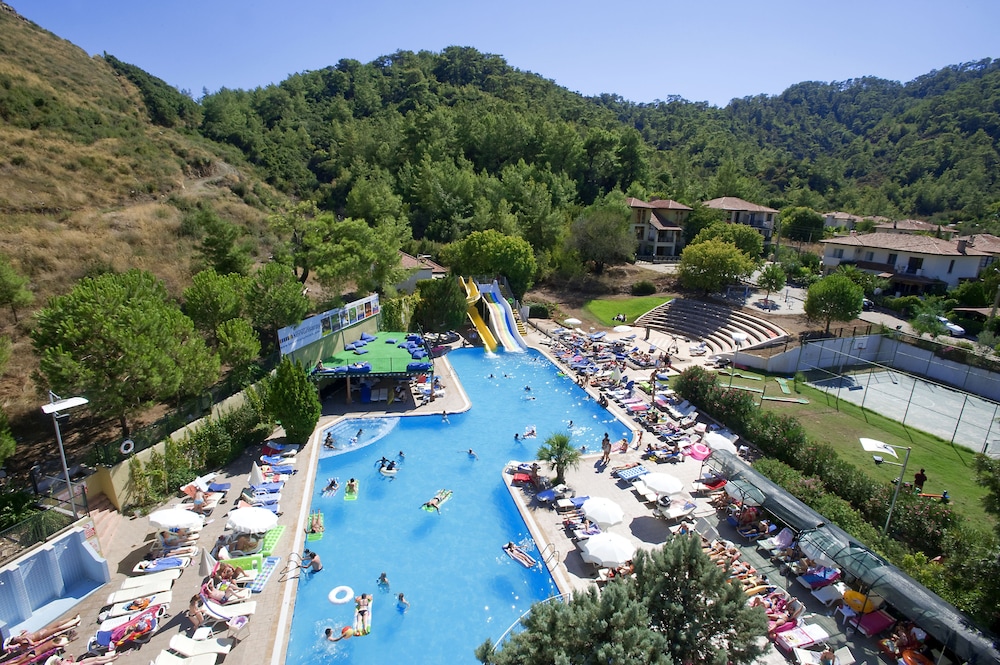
left=636, top=298, right=788, bottom=352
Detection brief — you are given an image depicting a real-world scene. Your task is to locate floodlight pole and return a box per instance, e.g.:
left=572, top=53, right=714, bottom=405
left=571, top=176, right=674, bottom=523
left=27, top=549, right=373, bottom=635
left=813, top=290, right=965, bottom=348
left=880, top=445, right=912, bottom=537
left=42, top=392, right=89, bottom=520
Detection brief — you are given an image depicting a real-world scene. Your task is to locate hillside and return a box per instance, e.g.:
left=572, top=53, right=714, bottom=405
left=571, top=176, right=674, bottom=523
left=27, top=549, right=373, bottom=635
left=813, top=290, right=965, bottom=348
left=0, top=7, right=278, bottom=425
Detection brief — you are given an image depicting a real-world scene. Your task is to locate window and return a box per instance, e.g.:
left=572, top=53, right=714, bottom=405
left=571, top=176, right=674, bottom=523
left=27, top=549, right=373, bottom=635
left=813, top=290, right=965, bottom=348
left=864, top=251, right=874, bottom=261
left=887, top=253, right=897, bottom=266
left=833, top=248, right=844, bottom=259
left=948, top=259, right=955, bottom=274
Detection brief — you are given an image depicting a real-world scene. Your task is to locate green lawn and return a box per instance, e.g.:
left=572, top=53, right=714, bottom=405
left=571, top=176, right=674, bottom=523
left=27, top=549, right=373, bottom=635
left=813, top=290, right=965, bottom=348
left=584, top=296, right=673, bottom=327
left=700, top=368, right=992, bottom=527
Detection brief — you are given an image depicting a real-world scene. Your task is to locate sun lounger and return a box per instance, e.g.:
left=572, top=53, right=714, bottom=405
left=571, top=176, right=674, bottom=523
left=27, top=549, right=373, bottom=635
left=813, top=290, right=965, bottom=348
left=846, top=608, right=895, bottom=637
left=773, top=623, right=830, bottom=654
left=793, top=646, right=855, bottom=665
left=153, top=652, right=220, bottom=665
left=132, top=555, right=191, bottom=574
left=654, top=498, right=697, bottom=522
left=241, top=488, right=282, bottom=503
left=237, top=499, right=280, bottom=514
left=796, top=566, right=841, bottom=590
left=120, top=569, right=182, bottom=588
left=107, top=578, right=174, bottom=604
left=811, top=582, right=845, bottom=608
left=200, top=596, right=257, bottom=622
left=613, top=464, right=649, bottom=481
left=260, top=455, right=296, bottom=466
left=758, top=527, right=795, bottom=553
left=168, top=634, right=234, bottom=657
left=631, top=480, right=658, bottom=505
left=99, top=591, right=173, bottom=621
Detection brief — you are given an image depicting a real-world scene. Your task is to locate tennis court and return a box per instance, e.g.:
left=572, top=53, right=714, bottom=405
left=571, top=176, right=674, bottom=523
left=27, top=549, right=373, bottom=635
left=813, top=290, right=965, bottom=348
left=810, top=369, right=1000, bottom=455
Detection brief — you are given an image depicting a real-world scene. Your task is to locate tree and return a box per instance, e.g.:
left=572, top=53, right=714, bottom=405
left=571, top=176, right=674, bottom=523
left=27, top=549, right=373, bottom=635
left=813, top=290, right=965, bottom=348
left=536, top=432, right=581, bottom=485
left=692, top=221, right=764, bottom=261
left=478, top=536, right=766, bottom=665
left=440, top=230, right=536, bottom=299
left=411, top=276, right=467, bottom=331
left=804, top=274, right=864, bottom=333
left=678, top=240, right=756, bottom=295
left=909, top=297, right=948, bottom=339
left=0, top=255, right=33, bottom=324
left=757, top=263, right=787, bottom=304
left=267, top=356, right=321, bottom=444
left=217, top=318, right=261, bottom=386
left=973, top=454, right=1000, bottom=538
left=183, top=269, right=247, bottom=347
left=32, top=270, right=220, bottom=437
left=780, top=207, right=825, bottom=243
left=0, top=409, right=15, bottom=470
left=568, top=204, right=636, bottom=274
left=193, top=207, right=253, bottom=276
left=683, top=204, right=727, bottom=245
left=246, top=263, right=310, bottom=349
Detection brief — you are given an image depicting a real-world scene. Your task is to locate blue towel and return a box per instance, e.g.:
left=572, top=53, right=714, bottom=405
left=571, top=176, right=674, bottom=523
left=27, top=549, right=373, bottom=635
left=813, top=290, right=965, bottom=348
left=142, top=556, right=185, bottom=572
left=385, top=338, right=397, bottom=344
left=354, top=348, right=369, bottom=355
left=250, top=482, right=284, bottom=493
left=207, top=482, right=231, bottom=492
left=259, top=456, right=288, bottom=467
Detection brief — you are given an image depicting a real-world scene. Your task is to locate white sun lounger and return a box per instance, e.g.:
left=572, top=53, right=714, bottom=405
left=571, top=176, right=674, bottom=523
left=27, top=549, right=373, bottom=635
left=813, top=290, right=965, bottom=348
left=120, top=568, right=181, bottom=589
left=168, top=634, right=234, bottom=657
left=153, top=652, right=219, bottom=665
left=107, top=578, right=173, bottom=604
left=201, top=596, right=257, bottom=621
left=99, top=591, right=173, bottom=621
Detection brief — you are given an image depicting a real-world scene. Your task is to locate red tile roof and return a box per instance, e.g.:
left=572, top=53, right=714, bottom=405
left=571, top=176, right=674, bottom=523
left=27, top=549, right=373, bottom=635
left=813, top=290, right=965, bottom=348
left=648, top=199, right=692, bottom=211
left=626, top=197, right=654, bottom=209
left=874, top=219, right=941, bottom=232
left=398, top=251, right=447, bottom=274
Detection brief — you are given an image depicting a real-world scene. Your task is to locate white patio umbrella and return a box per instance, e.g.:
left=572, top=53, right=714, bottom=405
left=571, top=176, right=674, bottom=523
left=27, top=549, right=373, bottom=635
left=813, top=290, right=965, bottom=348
left=148, top=508, right=204, bottom=531
left=582, top=497, right=625, bottom=528
left=226, top=506, right=278, bottom=534
left=563, top=317, right=582, bottom=326
left=199, top=547, right=218, bottom=577
left=580, top=532, right=636, bottom=568
left=613, top=325, right=633, bottom=333
left=643, top=472, right=684, bottom=496
left=859, top=438, right=899, bottom=458
left=704, top=431, right=739, bottom=455
left=249, top=462, right=266, bottom=486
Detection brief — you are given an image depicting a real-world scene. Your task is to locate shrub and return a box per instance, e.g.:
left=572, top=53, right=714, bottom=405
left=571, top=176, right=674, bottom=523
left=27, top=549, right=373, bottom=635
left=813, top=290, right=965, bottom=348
left=527, top=302, right=552, bottom=319
left=631, top=280, right=656, bottom=296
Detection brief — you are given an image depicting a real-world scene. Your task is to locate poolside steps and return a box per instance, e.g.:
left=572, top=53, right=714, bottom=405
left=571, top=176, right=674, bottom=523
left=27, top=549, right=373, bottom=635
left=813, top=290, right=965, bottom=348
left=636, top=298, right=788, bottom=355
left=89, top=494, right=125, bottom=554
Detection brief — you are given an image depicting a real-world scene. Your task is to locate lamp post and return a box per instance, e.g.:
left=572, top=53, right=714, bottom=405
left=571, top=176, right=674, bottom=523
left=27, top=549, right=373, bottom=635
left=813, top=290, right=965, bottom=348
left=728, top=332, right=748, bottom=387
left=41, top=393, right=89, bottom=519
left=859, top=438, right=911, bottom=536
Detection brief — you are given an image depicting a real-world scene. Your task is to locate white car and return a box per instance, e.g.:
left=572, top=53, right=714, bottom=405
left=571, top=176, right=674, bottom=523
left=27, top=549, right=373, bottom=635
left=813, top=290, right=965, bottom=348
left=936, top=316, right=965, bottom=337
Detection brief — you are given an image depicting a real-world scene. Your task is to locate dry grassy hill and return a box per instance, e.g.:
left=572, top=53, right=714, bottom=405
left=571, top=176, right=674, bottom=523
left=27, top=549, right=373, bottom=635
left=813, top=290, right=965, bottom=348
left=0, top=5, right=279, bottom=439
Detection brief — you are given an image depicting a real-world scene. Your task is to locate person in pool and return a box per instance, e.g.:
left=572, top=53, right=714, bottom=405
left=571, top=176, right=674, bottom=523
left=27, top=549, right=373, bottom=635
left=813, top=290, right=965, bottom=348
left=324, top=478, right=339, bottom=493
left=377, top=571, right=390, bottom=587
left=423, top=496, right=443, bottom=513
left=347, top=478, right=358, bottom=494
left=323, top=433, right=335, bottom=449
left=326, top=626, right=354, bottom=642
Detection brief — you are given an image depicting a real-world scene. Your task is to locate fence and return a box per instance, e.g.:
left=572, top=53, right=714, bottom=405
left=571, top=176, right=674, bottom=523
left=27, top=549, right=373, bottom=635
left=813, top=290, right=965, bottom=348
left=0, top=493, right=85, bottom=567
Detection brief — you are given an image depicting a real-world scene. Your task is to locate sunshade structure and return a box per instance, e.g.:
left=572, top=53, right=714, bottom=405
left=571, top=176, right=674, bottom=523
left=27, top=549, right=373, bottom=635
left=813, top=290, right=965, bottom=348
left=613, top=325, right=633, bottom=333
left=226, top=506, right=279, bottom=534
left=580, top=533, right=635, bottom=568
left=582, top=497, right=625, bottom=528
left=563, top=318, right=582, bottom=326
left=643, top=473, right=684, bottom=496
left=724, top=478, right=765, bottom=507
left=148, top=508, right=204, bottom=531
left=707, top=450, right=1000, bottom=663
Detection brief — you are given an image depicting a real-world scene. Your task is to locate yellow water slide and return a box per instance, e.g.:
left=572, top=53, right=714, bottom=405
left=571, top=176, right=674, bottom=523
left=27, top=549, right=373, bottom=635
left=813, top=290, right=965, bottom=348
left=462, top=277, right=497, bottom=352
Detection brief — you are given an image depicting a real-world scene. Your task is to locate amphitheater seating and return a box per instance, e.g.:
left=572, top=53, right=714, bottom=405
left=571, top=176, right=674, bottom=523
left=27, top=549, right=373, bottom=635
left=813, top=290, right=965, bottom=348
left=636, top=299, right=787, bottom=355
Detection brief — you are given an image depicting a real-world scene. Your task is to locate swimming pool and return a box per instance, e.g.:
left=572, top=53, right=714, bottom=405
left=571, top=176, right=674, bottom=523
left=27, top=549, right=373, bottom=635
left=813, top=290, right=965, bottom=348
left=285, top=348, right=626, bottom=664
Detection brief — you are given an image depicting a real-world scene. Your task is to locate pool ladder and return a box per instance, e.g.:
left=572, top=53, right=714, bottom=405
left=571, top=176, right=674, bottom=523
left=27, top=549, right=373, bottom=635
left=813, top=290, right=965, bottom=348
left=540, top=543, right=559, bottom=568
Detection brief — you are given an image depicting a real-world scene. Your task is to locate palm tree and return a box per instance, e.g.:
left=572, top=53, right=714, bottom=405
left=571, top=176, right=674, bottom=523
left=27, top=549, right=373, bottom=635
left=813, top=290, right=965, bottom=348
left=537, top=433, right=581, bottom=485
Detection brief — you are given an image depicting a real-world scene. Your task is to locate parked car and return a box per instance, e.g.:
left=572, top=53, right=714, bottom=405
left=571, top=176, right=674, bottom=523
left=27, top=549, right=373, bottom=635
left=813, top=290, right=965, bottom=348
left=936, top=316, right=965, bottom=337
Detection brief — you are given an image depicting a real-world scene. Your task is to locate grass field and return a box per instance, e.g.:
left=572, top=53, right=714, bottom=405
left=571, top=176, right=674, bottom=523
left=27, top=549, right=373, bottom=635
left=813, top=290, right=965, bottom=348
left=716, top=368, right=992, bottom=527
left=584, top=296, right=673, bottom=326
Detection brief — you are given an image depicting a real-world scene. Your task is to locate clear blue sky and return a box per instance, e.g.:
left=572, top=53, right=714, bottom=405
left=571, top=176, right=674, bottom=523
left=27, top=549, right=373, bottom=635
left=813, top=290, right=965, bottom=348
left=16, top=0, right=1000, bottom=107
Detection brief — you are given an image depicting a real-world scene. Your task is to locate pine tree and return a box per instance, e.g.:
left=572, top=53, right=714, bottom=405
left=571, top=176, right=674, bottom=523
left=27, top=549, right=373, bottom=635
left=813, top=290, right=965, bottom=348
left=267, top=356, right=321, bottom=444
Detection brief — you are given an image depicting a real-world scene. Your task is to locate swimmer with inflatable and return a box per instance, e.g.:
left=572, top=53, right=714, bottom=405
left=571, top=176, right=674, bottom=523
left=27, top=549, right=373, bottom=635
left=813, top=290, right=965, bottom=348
left=323, top=478, right=340, bottom=495
left=323, top=433, right=335, bottom=449
left=326, top=626, right=354, bottom=642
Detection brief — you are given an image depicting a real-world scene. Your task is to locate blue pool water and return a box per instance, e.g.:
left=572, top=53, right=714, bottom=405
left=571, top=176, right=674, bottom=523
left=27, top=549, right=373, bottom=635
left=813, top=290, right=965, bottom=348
left=286, top=348, right=627, bottom=664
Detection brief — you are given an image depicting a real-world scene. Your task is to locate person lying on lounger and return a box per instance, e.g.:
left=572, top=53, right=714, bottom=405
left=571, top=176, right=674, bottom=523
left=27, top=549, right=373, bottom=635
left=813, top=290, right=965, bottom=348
left=6, top=615, right=80, bottom=648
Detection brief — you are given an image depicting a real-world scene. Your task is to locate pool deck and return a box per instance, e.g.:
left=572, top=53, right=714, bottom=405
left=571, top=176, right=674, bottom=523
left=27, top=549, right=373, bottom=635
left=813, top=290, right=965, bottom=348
left=51, top=323, right=882, bottom=665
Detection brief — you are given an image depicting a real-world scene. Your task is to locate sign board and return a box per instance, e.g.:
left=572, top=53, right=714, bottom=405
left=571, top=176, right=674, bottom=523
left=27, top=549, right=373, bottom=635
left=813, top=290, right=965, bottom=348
left=278, top=294, right=380, bottom=355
